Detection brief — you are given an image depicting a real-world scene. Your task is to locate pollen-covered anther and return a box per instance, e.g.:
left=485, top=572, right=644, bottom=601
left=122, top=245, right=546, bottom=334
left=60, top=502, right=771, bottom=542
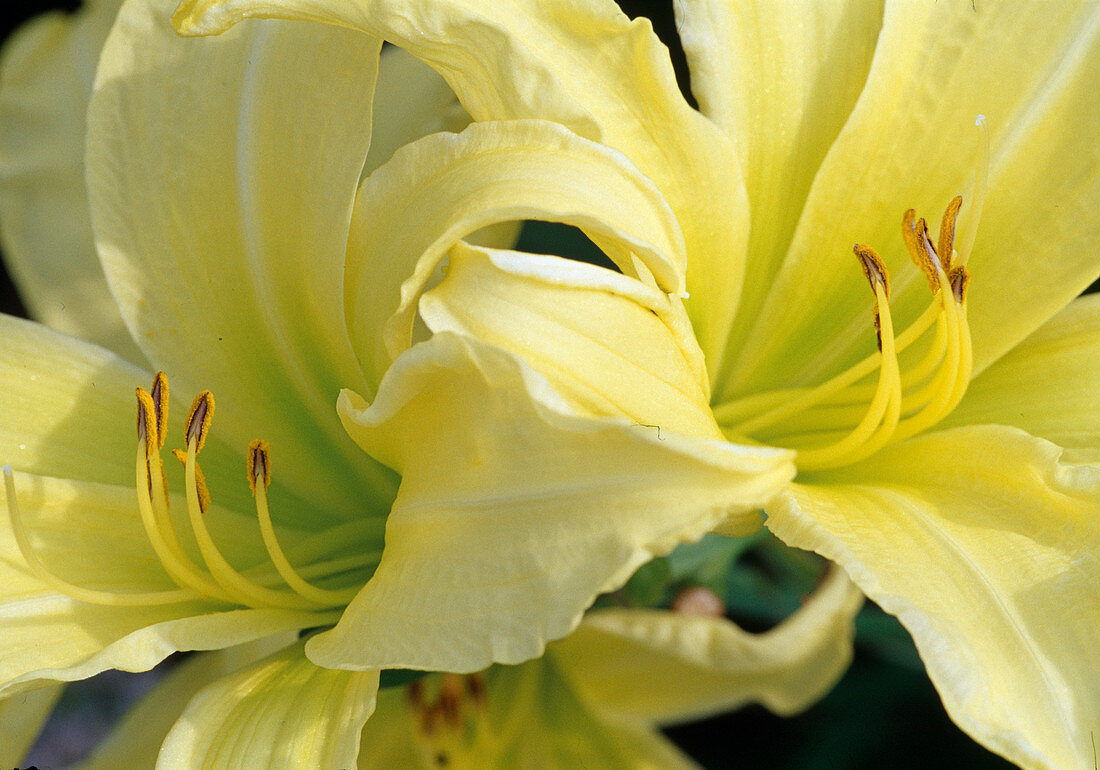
left=902, top=211, right=942, bottom=292
left=135, top=386, right=159, bottom=459
left=438, top=674, right=464, bottom=728
left=247, top=439, right=271, bottom=495
left=938, top=195, right=963, bottom=268
left=184, top=390, right=214, bottom=451
left=149, top=371, right=170, bottom=448
left=949, top=266, right=971, bottom=304
left=409, top=674, right=489, bottom=763
left=717, top=200, right=974, bottom=471
left=854, top=244, right=890, bottom=350
left=172, top=447, right=211, bottom=514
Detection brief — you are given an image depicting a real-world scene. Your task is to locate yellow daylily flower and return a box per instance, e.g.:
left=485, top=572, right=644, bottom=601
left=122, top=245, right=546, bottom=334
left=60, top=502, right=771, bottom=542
left=167, top=0, right=1100, bottom=768
left=0, top=0, right=843, bottom=763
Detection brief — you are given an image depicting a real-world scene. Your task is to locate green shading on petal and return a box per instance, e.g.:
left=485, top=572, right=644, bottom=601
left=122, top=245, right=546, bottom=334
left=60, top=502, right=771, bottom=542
left=88, top=0, right=396, bottom=522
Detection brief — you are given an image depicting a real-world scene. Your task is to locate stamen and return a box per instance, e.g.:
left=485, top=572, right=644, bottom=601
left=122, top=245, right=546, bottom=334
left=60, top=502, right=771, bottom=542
left=248, top=440, right=361, bottom=606
left=150, top=371, right=169, bottom=448
left=854, top=245, right=890, bottom=350
left=179, top=400, right=322, bottom=611
left=720, top=300, right=940, bottom=436
left=136, top=387, right=159, bottom=461
left=4, top=465, right=199, bottom=606
left=134, top=390, right=234, bottom=602
left=938, top=196, right=963, bottom=269
left=184, top=390, right=213, bottom=451
left=716, top=201, right=974, bottom=472
left=903, top=210, right=942, bottom=292
left=890, top=266, right=967, bottom=442
left=794, top=255, right=902, bottom=470
left=172, top=448, right=211, bottom=513
left=949, top=266, right=971, bottom=304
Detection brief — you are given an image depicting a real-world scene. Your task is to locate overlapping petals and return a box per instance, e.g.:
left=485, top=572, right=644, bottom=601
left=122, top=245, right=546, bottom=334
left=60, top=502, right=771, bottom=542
left=344, top=119, right=689, bottom=389
left=73, top=635, right=294, bottom=769
left=171, top=0, right=749, bottom=372
left=313, top=332, right=791, bottom=672
left=157, top=640, right=378, bottom=768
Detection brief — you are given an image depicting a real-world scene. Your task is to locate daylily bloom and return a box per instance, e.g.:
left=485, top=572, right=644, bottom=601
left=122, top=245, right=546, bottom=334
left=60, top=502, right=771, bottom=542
left=163, top=0, right=1100, bottom=768
left=0, top=0, right=862, bottom=764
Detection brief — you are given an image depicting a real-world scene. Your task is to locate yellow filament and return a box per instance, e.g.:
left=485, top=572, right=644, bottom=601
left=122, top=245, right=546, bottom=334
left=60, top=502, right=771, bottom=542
left=716, top=200, right=974, bottom=471
left=134, top=438, right=234, bottom=602
left=254, top=477, right=362, bottom=606
left=182, top=437, right=322, bottom=610
left=890, top=269, right=966, bottom=442
left=794, top=282, right=902, bottom=470
left=4, top=466, right=199, bottom=607
left=722, top=300, right=940, bottom=436
left=820, top=313, right=948, bottom=409
left=136, top=386, right=221, bottom=599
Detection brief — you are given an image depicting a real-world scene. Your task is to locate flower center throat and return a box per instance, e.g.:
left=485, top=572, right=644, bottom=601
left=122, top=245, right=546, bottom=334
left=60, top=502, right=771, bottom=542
left=715, top=198, right=975, bottom=471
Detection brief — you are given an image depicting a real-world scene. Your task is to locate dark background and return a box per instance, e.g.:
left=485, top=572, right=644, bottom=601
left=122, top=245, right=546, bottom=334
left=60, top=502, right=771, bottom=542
left=0, top=1, right=1052, bottom=767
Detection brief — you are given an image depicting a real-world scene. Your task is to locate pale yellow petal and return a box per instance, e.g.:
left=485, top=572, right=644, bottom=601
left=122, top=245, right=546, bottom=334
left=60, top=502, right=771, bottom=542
left=88, top=0, right=396, bottom=522
left=76, top=634, right=296, bottom=770
left=0, top=0, right=145, bottom=363
left=942, top=294, right=1100, bottom=451
left=344, top=119, right=687, bottom=390
left=553, top=564, right=863, bottom=724
left=0, top=684, right=62, bottom=767
left=0, top=314, right=145, bottom=487
left=363, top=46, right=467, bottom=178
left=420, top=244, right=715, bottom=438
left=674, top=0, right=884, bottom=385
left=767, top=425, right=1100, bottom=770
left=0, top=470, right=327, bottom=698
left=156, top=640, right=378, bottom=769
left=172, top=0, right=749, bottom=377
left=723, top=0, right=1100, bottom=400
left=306, top=332, right=793, bottom=673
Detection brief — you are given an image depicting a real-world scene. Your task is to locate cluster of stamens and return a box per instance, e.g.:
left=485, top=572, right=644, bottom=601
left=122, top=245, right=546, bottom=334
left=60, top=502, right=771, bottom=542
left=408, top=674, right=489, bottom=768
left=716, top=198, right=974, bottom=471
left=4, top=373, right=379, bottom=610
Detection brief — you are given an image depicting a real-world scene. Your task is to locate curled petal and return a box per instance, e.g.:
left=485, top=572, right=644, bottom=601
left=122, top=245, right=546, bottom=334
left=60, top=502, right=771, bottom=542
left=552, top=564, right=864, bottom=723
left=308, top=332, right=793, bottom=673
